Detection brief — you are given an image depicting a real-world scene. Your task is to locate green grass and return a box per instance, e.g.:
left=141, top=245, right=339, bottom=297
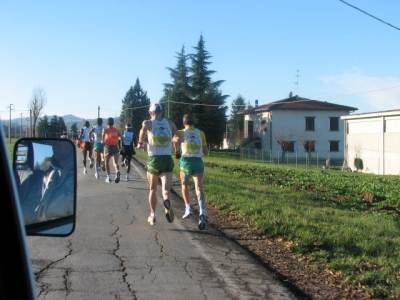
left=6, top=138, right=19, bottom=163
left=136, top=149, right=400, bottom=298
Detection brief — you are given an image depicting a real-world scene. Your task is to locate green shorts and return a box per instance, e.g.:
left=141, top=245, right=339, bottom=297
left=146, top=155, right=174, bottom=176
left=180, top=157, right=204, bottom=176
left=93, top=143, right=104, bottom=153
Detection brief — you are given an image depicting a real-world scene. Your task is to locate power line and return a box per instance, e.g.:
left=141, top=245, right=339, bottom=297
left=168, top=100, right=225, bottom=107
left=339, top=0, right=400, bottom=31
left=123, top=105, right=150, bottom=110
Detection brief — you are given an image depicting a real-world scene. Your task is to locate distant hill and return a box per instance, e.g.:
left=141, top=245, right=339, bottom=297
left=1, top=114, right=84, bottom=125
left=62, top=114, right=84, bottom=124
left=2, top=114, right=121, bottom=132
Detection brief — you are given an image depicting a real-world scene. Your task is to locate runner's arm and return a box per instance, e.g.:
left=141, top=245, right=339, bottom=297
left=133, top=134, right=138, bottom=147
left=169, top=120, right=183, bottom=141
left=101, top=128, right=106, bottom=143
left=137, top=120, right=150, bottom=148
left=201, top=131, right=209, bottom=155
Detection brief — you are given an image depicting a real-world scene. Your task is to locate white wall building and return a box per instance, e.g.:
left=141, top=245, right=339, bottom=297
left=237, top=95, right=357, bottom=165
left=341, top=110, right=400, bottom=175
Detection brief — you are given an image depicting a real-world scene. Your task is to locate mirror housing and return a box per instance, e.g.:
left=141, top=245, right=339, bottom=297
left=13, top=138, right=77, bottom=237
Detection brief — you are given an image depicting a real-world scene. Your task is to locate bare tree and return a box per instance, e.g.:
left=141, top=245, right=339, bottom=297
left=298, top=130, right=316, bottom=167
left=274, top=127, right=294, bottom=161
left=29, top=87, right=47, bottom=137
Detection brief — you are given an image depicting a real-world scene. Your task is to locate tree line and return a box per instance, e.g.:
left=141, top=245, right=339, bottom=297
left=36, top=115, right=78, bottom=138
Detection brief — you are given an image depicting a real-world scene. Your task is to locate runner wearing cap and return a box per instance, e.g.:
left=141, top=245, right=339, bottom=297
left=120, top=124, right=137, bottom=181
left=89, top=118, right=106, bottom=179
left=137, top=103, right=183, bottom=225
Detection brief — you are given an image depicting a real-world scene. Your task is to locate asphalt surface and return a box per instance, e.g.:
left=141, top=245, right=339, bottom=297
left=26, top=148, right=298, bottom=300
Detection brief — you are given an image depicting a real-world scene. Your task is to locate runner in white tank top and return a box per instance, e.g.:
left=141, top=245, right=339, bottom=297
left=80, top=121, right=93, bottom=174
left=137, top=103, right=183, bottom=226
left=173, top=114, right=208, bottom=230
left=89, top=118, right=106, bottom=179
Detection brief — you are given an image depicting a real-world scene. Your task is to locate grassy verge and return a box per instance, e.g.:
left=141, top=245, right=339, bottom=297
left=6, top=138, right=20, bottom=163
left=137, top=150, right=400, bottom=298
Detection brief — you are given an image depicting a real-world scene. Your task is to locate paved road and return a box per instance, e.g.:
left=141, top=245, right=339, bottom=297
left=26, top=149, right=298, bottom=300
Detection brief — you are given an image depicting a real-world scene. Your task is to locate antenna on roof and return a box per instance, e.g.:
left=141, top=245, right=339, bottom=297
left=295, top=69, right=300, bottom=96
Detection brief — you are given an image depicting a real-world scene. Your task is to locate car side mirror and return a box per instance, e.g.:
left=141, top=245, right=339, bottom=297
left=13, top=138, right=77, bottom=237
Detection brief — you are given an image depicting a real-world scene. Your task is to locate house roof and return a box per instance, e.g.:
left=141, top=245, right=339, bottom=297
left=341, top=109, right=400, bottom=120
left=238, top=95, right=358, bottom=115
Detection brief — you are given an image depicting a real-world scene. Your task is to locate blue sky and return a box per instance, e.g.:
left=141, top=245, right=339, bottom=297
left=1, top=0, right=399, bottom=121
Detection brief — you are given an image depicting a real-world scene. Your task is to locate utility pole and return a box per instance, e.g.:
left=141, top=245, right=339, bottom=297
left=20, top=113, right=23, bottom=138
left=30, top=109, right=32, bottom=137
left=26, top=118, right=29, bottom=137
left=7, top=104, right=14, bottom=144
left=98, top=106, right=100, bottom=119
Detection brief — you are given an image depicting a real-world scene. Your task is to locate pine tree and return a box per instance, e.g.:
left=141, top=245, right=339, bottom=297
left=230, top=95, right=246, bottom=142
left=161, top=46, right=192, bottom=127
left=120, top=78, right=151, bottom=136
left=48, top=115, right=60, bottom=138
left=36, top=115, right=49, bottom=138
left=70, top=123, right=78, bottom=139
left=58, top=117, right=67, bottom=136
left=189, top=34, right=228, bottom=146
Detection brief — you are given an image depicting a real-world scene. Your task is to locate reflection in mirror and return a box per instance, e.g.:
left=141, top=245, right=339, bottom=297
left=13, top=138, right=76, bottom=236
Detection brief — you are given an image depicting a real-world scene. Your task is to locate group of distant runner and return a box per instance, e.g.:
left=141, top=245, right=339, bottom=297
left=77, top=103, right=208, bottom=230
left=78, top=117, right=137, bottom=183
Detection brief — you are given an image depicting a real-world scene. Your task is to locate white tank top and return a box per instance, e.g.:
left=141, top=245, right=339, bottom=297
left=122, top=131, right=134, bottom=146
left=147, top=118, right=172, bottom=156
left=181, top=128, right=203, bottom=158
left=93, top=126, right=105, bottom=144
left=81, top=127, right=91, bottom=142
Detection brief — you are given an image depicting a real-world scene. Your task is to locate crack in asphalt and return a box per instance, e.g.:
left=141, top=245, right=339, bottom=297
left=110, top=213, right=137, bottom=299
left=34, top=238, right=73, bottom=298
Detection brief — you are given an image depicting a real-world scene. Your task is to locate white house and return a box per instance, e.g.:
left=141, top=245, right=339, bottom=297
left=236, top=95, right=357, bottom=165
left=341, top=110, right=400, bottom=175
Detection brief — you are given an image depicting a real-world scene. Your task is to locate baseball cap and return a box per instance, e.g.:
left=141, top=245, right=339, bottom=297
left=125, top=124, right=132, bottom=129
left=149, top=103, right=163, bottom=113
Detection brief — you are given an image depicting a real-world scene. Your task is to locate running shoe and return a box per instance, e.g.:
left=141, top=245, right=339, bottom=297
left=148, top=215, right=157, bottom=226
left=101, top=161, right=105, bottom=172
left=89, top=158, right=93, bottom=169
left=105, top=176, right=111, bottom=183
left=115, top=171, right=121, bottom=183
left=182, top=207, right=193, bottom=219
left=95, top=172, right=99, bottom=179
left=125, top=174, right=130, bottom=181
left=198, top=214, right=206, bottom=230
left=163, top=200, right=174, bottom=223
left=83, top=168, right=87, bottom=174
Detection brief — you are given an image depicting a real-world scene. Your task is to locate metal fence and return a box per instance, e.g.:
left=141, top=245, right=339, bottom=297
left=239, top=148, right=343, bottom=169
